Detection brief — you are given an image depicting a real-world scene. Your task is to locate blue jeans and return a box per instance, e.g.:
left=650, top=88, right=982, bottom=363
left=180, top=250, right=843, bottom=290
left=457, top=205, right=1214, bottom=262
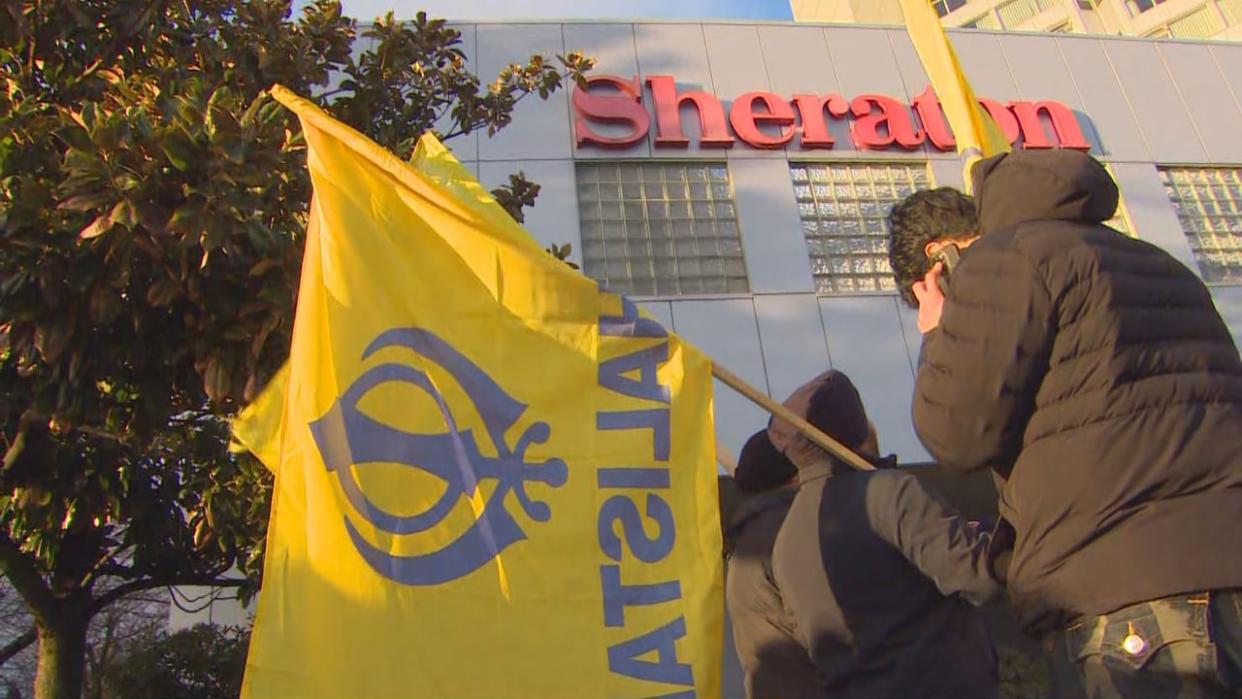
left=1049, top=589, right=1242, bottom=698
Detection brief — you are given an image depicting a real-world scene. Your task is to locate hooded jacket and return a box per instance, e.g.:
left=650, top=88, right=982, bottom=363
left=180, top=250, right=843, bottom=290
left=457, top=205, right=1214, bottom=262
left=768, top=372, right=1001, bottom=698
left=725, top=489, right=820, bottom=699
left=913, top=149, right=1242, bottom=633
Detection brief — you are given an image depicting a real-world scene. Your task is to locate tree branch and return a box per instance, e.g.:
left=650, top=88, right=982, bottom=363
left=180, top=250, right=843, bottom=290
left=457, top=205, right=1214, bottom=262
left=0, top=626, right=35, bottom=665
left=0, top=533, right=54, bottom=621
left=91, top=574, right=248, bottom=615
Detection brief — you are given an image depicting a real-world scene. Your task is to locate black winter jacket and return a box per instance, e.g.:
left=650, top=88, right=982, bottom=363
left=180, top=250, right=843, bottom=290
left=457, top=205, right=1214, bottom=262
left=766, top=372, right=1001, bottom=698
left=771, top=463, right=1000, bottom=699
left=914, top=149, right=1242, bottom=633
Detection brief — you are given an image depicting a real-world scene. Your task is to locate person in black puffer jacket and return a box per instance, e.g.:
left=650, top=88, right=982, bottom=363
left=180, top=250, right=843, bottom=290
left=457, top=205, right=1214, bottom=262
left=890, top=149, right=1242, bottom=698
left=768, top=370, right=1001, bottom=699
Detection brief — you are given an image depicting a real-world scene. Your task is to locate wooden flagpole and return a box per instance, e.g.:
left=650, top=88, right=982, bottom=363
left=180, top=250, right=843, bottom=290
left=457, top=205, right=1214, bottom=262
left=711, top=363, right=876, bottom=472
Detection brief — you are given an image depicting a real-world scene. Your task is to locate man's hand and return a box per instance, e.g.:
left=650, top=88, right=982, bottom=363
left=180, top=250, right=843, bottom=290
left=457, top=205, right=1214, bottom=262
left=912, top=262, right=945, bottom=333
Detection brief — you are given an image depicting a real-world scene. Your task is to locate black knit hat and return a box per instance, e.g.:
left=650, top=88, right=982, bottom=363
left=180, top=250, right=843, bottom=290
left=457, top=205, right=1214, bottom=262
left=806, top=370, right=869, bottom=450
left=733, top=429, right=797, bottom=494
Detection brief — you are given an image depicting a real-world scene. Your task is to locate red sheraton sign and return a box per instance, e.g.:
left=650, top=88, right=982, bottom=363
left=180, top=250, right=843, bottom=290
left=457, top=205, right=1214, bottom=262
left=573, top=74, right=1091, bottom=152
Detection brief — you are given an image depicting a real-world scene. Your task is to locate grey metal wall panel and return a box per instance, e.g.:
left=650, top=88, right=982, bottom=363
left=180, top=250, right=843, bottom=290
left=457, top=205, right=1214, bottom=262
left=564, top=23, right=651, bottom=160
left=817, top=296, right=925, bottom=461
left=824, top=27, right=908, bottom=99
left=758, top=25, right=840, bottom=96
left=1210, top=286, right=1242, bottom=353
left=1110, top=161, right=1199, bottom=273
left=884, top=29, right=944, bottom=159
left=754, top=294, right=834, bottom=401
left=703, top=24, right=782, bottom=162
left=999, top=34, right=1080, bottom=105
left=930, top=158, right=966, bottom=190
left=945, top=32, right=1020, bottom=102
left=1210, top=43, right=1242, bottom=124
left=1157, top=42, right=1242, bottom=164
left=669, top=299, right=771, bottom=459
left=730, top=158, right=816, bottom=293
left=895, top=301, right=920, bottom=376
left=1056, top=37, right=1150, bottom=163
left=476, top=24, right=571, bottom=161
left=478, top=160, right=582, bottom=264
left=823, top=27, right=917, bottom=159
left=633, top=24, right=727, bottom=161
left=886, top=29, right=930, bottom=103
left=758, top=25, right=856, bottom=158
left=1103, top=40, right=1207, bottom=164
left=638, top=300, right=675, bottom=328
left=895, top=302, right=933, bottom=463
left=999, top=33, right=1103, bottom=155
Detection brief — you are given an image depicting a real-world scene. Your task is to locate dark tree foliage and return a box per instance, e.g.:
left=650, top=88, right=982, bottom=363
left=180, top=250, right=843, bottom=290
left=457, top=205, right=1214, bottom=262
left=98, top=624, right=248, bottom=699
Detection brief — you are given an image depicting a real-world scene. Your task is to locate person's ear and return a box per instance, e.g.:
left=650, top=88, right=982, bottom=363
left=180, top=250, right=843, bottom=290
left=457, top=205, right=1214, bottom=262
left=924, top=240, right=944, bottom=259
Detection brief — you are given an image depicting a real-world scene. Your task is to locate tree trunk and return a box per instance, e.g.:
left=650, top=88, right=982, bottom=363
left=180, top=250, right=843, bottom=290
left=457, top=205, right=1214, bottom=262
left=33, top=610, right=88, bottom=699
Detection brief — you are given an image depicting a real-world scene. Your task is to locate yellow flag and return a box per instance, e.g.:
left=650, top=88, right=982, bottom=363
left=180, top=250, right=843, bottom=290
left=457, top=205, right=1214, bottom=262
left=230, top=131, right=546, bottom=476
left=899, top=0, right=1011, bottom=191
left=239, top=85, right=723, bottom=699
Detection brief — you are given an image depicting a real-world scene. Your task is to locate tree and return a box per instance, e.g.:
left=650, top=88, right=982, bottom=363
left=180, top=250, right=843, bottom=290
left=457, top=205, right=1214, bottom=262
left=0, top=580, right=167, bottom=698
left=0, top=2, right=592, bottom=697
left=97, top=624, right=248, bottom=699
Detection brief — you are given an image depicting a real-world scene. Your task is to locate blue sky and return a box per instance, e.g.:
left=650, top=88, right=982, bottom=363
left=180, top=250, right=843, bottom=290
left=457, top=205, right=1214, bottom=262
left=293, top=0, right=793, bottom=21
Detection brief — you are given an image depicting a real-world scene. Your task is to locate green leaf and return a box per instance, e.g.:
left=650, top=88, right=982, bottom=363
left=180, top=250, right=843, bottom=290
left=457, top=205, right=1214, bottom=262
left=111, top=199, right=139, bottom=229
left=59, top=191, right=114, bottom=212
left=145, top=276, right=180, bottom=307
left=55, top=125, right=94, bottom=152
left=79, top=211, right=114, bottom=239
left=159, top=131, right=197, bottom=172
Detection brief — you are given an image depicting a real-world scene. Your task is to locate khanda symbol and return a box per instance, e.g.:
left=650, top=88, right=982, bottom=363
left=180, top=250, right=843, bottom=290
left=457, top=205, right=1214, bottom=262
left=309, top=327, right=568, bottom=586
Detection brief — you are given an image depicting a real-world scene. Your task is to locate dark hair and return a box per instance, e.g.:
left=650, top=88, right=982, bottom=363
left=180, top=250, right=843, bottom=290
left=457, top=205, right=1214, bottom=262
left=887, top=188, right=978, bottom=308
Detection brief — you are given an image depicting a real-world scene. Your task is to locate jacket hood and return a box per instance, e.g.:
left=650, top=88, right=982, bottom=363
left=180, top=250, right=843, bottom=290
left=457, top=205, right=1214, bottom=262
left=971, top=150, right=1118, bottom=234
left=768, top=370, right=869, bottom=473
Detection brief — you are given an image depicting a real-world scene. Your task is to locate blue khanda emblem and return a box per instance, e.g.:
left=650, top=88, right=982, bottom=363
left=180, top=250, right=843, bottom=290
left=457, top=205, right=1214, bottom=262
left=308, top=328, right=568, bottom=585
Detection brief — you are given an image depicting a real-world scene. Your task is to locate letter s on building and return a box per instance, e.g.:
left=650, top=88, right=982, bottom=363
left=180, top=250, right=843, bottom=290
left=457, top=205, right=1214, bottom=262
left=573, top=75, right=651, bottom=149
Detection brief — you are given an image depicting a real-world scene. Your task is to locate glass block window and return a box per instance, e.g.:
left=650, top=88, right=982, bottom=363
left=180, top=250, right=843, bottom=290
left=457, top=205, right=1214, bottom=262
left=577, top=162, right=748, bottom=297
left=792, top=162, right=929, bottom=295
left=1160, top=167, right=1242, bottom=285
left=932, top=0, right=969, bottom=17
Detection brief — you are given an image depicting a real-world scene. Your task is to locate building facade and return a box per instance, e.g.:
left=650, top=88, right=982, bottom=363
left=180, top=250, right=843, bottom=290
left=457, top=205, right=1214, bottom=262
left=793, top=0, right=1242, bottom=40
left=425, top=19, right=1242, bottom=470
left=184, top=18, right=1242, bottom=693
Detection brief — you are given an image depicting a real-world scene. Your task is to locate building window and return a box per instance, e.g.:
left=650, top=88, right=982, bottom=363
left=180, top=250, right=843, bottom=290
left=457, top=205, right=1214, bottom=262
left=1160, top=167, right=1242, bottom=285
left=1128, top=0, right=1166, bottom=14
left=1166, top=4, right=1225, bottom=37
left=974, top=12, right=1003, bottom=29
left=1223, top=0, right=1242, bottom=26
left=792, top=162, right=930, bottom=295
left=933, top=0, right=969, bottom=17
left=577, top=162, right=748, bottom=296
left=995, top=0, right=1064, bottom=28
